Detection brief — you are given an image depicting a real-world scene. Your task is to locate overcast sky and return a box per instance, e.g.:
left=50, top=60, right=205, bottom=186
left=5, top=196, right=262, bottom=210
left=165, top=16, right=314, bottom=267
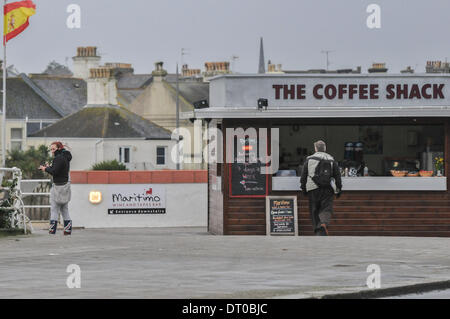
left=3, top=0, right=450, bottom=75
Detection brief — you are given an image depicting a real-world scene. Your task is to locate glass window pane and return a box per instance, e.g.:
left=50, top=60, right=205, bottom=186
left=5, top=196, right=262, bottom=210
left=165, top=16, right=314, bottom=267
left=42, top=122, right=53, bottom=129
left=157, top=147, right=165, bottom=165
left=26, top=123, right=41, bottom=136
left=157, top=147, right=165, bottom=156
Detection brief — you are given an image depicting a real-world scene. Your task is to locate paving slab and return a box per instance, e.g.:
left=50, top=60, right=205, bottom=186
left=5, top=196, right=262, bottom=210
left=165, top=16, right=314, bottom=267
left=0, top=227, right=449, bottom=299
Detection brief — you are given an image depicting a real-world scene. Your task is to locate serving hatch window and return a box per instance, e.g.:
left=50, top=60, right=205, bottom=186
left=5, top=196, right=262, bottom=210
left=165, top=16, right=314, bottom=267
left=276, top=124, right=444, bottom=177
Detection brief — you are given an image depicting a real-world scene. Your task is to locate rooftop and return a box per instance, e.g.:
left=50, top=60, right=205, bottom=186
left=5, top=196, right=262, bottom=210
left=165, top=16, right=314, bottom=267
left=29, top=105, right=174, bottom=139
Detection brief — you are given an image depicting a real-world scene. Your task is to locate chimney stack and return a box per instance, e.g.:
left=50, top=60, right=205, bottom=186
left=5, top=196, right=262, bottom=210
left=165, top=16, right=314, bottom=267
left=151, top=61, right=167, bottom=81
left=72, top=46, right=101, bottom=80
left=86, top=67, right=118, bottom=106
left=182, top=64, right=201, bottom=77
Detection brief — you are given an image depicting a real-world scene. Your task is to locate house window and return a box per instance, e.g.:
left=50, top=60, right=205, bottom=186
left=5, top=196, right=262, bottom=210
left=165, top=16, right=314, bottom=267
left=10, top=128, right=23, bottom=151
left=26, top=123, right=41, bottom=135
left=119, top=147, right=131, bottom=164
left=26, top=120, right=56, bottom=136
left=156, top=147, right=166, bottom=165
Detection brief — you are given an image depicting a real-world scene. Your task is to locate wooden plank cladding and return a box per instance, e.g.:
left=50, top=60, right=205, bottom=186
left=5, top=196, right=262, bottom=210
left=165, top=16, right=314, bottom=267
left=222, top=194, right=450, bottom=236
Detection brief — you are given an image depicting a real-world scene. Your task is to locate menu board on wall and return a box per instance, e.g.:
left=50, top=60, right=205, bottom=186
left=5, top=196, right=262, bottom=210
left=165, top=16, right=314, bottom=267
left=229, top=134, right=268, bottom=198
left=266, top=196, right=298, bottom=236
left=230, top=162, right=267, bottom=197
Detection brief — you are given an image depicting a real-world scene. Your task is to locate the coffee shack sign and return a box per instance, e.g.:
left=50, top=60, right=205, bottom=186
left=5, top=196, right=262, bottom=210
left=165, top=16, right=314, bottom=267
left=210, top=75, right=450, bottom=108
left=272, top=83, right=445, bottom=101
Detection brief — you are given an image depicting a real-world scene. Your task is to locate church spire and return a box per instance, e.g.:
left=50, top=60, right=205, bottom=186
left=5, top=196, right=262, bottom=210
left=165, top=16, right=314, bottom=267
left=258, top=37, right=265, bottom=74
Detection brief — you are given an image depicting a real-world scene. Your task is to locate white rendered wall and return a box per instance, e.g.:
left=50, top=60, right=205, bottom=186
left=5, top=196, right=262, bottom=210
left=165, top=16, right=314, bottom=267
left=69, top=183, right=207, bottom=228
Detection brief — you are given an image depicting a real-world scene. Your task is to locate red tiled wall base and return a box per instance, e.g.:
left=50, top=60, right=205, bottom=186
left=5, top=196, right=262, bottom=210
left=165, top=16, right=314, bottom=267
left=70, top=170, right=207, bottom=184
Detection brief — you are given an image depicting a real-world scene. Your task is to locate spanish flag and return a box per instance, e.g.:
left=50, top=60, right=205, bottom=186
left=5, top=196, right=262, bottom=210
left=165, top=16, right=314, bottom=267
left=3, top=0, right=36, bottom=43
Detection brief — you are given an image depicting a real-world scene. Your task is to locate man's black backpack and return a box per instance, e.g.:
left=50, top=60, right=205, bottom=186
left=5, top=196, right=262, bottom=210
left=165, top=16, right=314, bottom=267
left=311, top=158, right=333, bottom=187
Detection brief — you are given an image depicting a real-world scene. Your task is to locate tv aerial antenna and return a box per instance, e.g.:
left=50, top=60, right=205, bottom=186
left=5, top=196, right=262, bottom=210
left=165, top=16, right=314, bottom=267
left=321, top=50, right=333, bottom=71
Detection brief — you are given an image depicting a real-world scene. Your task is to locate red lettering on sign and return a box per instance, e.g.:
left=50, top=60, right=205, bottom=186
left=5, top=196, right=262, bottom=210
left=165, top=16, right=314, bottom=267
left=359, top=84, right=368, bottom=100
left=324, top=84, right=337, bottom=99
left=338, top=84, right=347, bottom=99
left=386, top=84, right=395, bottom=99
left=297, top=84, right=306, bottom=99
left=396, top=84, right=408, bottom=99
left=409, top=84, right=421, bottom=99
left=348, top=84, right=357, bottom=99
left=422, top=84, right=432, bottom=99
left=313, top=84, right=323, bottom=99
left=433, top=84, right=445, bottom=99
left=273, top=85, right=283, bottom=100
left=370, top=84, right=379, bottom=99
left=283, top=84, right=296, bottom=99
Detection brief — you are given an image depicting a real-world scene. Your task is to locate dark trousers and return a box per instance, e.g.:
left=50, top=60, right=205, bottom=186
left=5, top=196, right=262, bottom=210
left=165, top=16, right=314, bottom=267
left=307, top=187, right=334, bottom=233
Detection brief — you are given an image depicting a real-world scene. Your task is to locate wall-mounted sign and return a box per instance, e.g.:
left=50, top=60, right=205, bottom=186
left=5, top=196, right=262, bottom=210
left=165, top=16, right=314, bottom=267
left=210, top=76, right=450, bottom=109
left=266, top=196, right=298, bottom=236
left=272, top=83, right=445, bottom=101
left=107, top=185, right=166, bottom=215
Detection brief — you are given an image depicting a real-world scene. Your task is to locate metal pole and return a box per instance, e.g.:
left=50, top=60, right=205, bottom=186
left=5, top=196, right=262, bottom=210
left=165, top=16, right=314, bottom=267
left=2, top=0, right=6, bottom=168
left=176, top=63, right=180, bottom=170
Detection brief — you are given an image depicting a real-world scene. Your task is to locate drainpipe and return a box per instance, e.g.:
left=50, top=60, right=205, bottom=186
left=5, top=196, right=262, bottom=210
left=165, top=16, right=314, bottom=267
left=94, top=139, right=102, bottom=164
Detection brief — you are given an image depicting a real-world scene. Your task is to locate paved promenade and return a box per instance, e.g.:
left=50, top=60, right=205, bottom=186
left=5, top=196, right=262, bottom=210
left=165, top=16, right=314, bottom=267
left=0, top=227, right=449, bottom=298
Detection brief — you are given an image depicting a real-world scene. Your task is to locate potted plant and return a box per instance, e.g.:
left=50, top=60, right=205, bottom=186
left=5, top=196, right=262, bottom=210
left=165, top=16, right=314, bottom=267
left=435, top=157, right=444, bottom=177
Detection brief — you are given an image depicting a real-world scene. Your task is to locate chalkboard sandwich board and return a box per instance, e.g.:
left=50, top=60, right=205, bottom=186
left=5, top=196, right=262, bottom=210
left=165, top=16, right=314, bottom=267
left=266, top=196, right=298, bottom=236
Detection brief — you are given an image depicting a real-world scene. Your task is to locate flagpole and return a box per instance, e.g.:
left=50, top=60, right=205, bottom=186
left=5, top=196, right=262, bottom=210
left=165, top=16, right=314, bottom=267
left=176, top=63, right=180, bottom=170
left=2, top=0, right=6, bottom=168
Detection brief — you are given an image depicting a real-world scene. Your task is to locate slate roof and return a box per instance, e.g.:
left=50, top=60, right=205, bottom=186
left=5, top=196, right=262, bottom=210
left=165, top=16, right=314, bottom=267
left=0, top=77, right=62, bottom=120
left=165, top=81, right=209, bottom=105
left=29, top=105, right=173, bottom=139
left=28, top=75, right=87, bottom=116
left=118, top=89, right=145, bottom=106
left=117, top=74, right=152, bottom=89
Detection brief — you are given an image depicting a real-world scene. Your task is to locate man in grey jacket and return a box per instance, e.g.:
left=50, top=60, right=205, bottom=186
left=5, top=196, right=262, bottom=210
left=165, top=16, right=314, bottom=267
left=300, top=140, right=342, bottom=236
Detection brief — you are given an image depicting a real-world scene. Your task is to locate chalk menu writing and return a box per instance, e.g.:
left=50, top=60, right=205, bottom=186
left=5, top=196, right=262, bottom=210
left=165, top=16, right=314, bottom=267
left=230, top=135, right=267, bottom=197
left=268, top=198, right=295, bottom=235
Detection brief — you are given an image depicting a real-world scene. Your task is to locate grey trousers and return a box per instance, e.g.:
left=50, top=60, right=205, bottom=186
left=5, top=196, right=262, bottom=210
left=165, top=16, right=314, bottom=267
left=50, top=189, right=71, bottom=221
left=307, top=187, right=334, bottom=232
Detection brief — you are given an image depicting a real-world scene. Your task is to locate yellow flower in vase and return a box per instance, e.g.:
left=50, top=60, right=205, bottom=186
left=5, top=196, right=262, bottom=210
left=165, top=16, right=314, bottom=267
left=435, top=157, right=444, bottom=176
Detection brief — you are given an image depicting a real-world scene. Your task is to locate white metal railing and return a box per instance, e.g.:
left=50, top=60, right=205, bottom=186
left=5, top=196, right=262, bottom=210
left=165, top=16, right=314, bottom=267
left=0, top=167, right=34, bottom=234
left=20, top=178, right=51, bottom=210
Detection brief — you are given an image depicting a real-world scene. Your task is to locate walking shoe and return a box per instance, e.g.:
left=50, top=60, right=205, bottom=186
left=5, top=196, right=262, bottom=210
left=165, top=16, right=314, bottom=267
left=320, top=223, right=329, bottom=236
left=63, top=220, right=72, bottom=236
left=49, top=220, right=57, bottom=235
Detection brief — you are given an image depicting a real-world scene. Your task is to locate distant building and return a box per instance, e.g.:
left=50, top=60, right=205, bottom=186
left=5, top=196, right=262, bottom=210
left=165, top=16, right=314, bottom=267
left=368, top=62, right=388, bottom=73
left=0, top=46, right=169, bottom=165
left=28, top=66, right=176, bottom=171
left=283, top=66, right=361, bottom=74
left=426, top=60, right=450, bottom=73
left=267, top=60, right=284, bottom=74
left=203, top=62, right=231, bottom=82
left=182, top=64, right=201, bottom=78
left=128, top=62, right=209, bottom=169
left=401, top=66, right=414, bottom=74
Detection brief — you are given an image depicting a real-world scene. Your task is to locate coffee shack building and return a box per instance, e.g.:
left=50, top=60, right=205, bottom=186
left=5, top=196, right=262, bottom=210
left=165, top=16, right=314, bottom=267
left=188, top=74, right=450, bottom=237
